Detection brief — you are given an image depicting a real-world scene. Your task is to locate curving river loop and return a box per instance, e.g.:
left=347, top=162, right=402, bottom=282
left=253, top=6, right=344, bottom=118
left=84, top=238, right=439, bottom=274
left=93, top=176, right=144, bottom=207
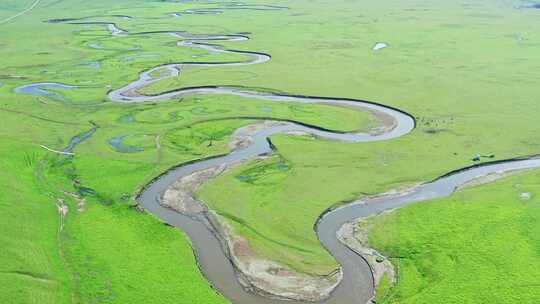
left=19, top=14, right=540, bottom=304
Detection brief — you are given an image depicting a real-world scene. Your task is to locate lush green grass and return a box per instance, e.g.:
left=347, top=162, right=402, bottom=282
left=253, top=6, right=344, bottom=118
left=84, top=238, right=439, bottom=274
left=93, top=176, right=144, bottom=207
left=63, top=197, right=227, bottom=303
left=1, top=97, right=367, bottom=303
left=367, top=169, right=540, bottom=303
left=0, top=108, right=232, bottom=304
left=198, top=115, right=540, bottom=275
left=2, top=0, right=540, bottom=302
left=195, top=0, right=540, bottom=275
left=0, top=140, right=72, bottom=304
left=0, top=0, right=377, bottom=302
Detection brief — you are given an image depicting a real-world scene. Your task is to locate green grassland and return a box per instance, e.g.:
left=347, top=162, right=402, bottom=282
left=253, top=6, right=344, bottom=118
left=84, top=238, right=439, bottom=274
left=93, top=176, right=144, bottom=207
left=0, top=0, right=33, bottom=20
left=196, top=0, right=540, bottom=275
left=368, top=169, right=540, bottom=304
left=2, top=0, right=540, bottom=303
left=0, top=93, right=370, bottom=303
left=0, top=0, right=375, bottom=302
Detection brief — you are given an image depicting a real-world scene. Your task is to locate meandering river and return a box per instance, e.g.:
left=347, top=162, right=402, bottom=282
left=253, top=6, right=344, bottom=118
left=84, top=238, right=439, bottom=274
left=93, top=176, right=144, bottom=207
left=17, top=14, right=540, bottom=304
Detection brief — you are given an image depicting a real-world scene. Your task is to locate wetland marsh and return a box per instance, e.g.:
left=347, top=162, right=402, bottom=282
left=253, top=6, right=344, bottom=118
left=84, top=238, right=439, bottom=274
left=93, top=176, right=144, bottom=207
left=2, top=0, right=540, bottom=303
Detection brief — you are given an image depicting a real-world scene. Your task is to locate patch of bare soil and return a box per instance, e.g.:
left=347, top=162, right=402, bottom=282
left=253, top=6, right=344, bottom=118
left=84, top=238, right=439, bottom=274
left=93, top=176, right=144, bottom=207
left=337, top=214, right=396, bottom=298
left=229, top=121, right=287, bottom=150
left=123, top=88, right=142, bottom=98
left=208, top=211, right=342, bottom=301
left=369, top=109, right=397, bottom=135
left=56, top=198, right=68, bottom=231
left=318, top=103, right=397, bottom=135
left=162, top=165, right=226, bottom=214
left=456, top=169, right=528, bottom=191
left=62, top=191, right=86, bottom=212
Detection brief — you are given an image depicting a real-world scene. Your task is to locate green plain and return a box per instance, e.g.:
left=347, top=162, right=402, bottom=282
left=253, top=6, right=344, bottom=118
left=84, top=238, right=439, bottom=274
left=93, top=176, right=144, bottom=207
left=1, top=0, right=540, bottom=303
left=368, top=169, right=540, bottom=303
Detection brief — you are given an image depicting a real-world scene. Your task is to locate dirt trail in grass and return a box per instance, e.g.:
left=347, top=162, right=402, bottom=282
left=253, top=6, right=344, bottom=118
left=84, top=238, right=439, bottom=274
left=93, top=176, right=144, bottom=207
left=27, top=13, right=540, bottom=304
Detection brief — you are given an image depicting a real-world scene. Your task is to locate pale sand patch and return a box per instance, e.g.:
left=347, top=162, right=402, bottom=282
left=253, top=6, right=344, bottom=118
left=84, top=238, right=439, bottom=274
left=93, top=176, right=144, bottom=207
left=56, top=198, right=68, bottom=231
left=62, top=191, right=87, bottom=212
left=456, top=169, right=530, bottom=191
left=162, top=165, right=225, bottom=214
left=208, top=211, right=342, bottom=301
left=337, top=213, right=396, bottom=296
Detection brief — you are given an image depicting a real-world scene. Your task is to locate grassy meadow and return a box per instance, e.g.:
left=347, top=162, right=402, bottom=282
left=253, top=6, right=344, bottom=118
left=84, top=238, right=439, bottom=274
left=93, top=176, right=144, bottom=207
left=368, top=169, right=540, bottom=303
left=196, top=0, right=540, bottom=275
left=0, top=1, right=374, bottom=302
left=1, top=0, right=540, bottom=303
